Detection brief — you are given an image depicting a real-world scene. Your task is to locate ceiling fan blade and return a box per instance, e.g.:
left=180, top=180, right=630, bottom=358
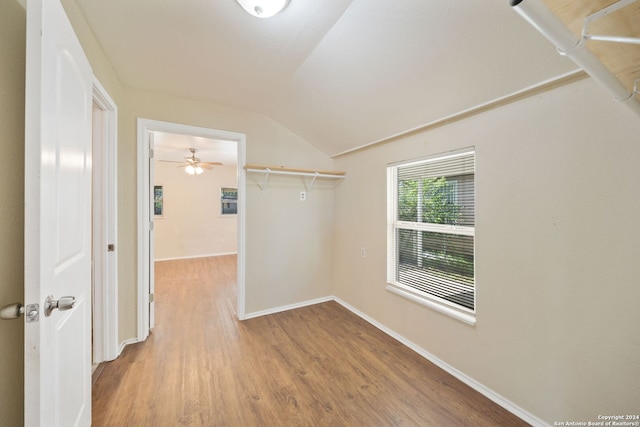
left=200, top=162, right=223, bottom=166
left=158, top=159, right=184, bottom=163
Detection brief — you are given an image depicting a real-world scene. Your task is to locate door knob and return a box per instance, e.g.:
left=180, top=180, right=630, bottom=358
left=0, top=303, right=24, bottom=320
left=44, top=295, right=76, bottom=317
left=1, top=302, right=39, bottom=322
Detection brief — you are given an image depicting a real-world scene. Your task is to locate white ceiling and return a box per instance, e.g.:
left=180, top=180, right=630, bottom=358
left=75, top=0, right=578, bottom=156
left=153, top=132, right=238, bottom=166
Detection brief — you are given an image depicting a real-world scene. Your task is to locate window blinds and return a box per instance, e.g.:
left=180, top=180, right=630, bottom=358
left=388, top=149, right=475, bottom=312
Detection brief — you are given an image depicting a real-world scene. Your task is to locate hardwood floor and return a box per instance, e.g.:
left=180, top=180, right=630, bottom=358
left=92, top=255, right=528, bottom=426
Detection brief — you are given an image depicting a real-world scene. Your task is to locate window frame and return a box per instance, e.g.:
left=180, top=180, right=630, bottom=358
left=386, top=148, right=476, bottom=325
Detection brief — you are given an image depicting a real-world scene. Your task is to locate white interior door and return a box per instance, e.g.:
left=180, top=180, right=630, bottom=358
left=24, top=0, right=93, bottom=425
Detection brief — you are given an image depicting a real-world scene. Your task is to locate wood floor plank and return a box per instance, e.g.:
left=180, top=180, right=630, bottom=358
left=92, top=255, right=529, bottom=426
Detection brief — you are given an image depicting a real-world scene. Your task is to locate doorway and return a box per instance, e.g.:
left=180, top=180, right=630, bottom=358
left=152, top=132, right=238, bottom=262
left=91, top=79, right=118, bottom=364
left=136, top=119, right=247, bottom=342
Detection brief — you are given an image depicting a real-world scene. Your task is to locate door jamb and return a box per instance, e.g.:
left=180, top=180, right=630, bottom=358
left=136, top=118, right=247, bottom=341
left=92, top=78, right=119, bottom=362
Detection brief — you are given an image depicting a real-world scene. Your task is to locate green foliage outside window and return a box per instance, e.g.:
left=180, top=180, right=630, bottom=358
left=398, top=177, right=460, bottom=224
left=398, top=176, right=473, bottom=280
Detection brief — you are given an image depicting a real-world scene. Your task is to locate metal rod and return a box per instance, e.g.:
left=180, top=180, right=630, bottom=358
left=246, top=168, right=346, bottom=179
left=582, top=0, right=640, bottom=46
left=583, top=0, right=636, bottom=27
left=583, top=34, right=640, bottom=45
left=511, top=0, right=640, bottom=118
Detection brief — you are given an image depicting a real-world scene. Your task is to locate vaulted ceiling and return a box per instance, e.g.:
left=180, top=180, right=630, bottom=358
left=75, top=0, right=580, bottom=156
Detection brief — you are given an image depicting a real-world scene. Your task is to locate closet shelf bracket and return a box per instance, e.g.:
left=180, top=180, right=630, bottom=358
left=581, top=0, right=640, bottom=46
left=244, top=164, right=346, bottom=192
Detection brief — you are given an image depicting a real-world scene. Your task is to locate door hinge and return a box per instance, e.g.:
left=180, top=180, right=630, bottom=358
left=149, top=294, right=154, bottom=303
left=149, top=221, right=154, bottom=231
left=149, top=148, right=154, bottom=159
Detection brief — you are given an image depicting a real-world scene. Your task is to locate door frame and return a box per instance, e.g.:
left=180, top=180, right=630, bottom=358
left=136, top=118, right=247, bottom=341
left=92, top=78, right=119, bottom=363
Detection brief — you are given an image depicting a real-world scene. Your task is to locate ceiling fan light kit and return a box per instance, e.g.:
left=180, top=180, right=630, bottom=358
left=158, top=148, right=223, bottom=175
left=235, top=0, right=289, bottom=18
left=185, top=165, right=204, bottom=175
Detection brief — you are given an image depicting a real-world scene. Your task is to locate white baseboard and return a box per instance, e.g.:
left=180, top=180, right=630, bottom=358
left=117, top=337, right=139, bottom=357
left=154, top=252, right=237, bottom=262
left=332, top=296, right=548, bottom=427
left=244, top=296, right=334, bottom=320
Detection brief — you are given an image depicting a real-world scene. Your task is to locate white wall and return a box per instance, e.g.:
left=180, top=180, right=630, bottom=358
left=154, top=162, right=238, bottom=260
left=246, top=173, right=337, bottom=313
left=332, top=78, right=640, bottom=425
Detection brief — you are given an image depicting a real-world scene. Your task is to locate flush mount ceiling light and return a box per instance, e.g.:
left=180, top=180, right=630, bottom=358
left=235, top=0, right=289, bottom=18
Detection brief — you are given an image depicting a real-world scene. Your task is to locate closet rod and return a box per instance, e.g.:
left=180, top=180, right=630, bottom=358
left=244, top=164, right=346, bottom=178
left=244, top=164, right=346, bottom=192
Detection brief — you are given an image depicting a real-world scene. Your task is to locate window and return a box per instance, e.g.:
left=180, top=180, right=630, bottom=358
left=220, top=187, right=238, bottom=215
left=387, top=148, right=475, bottom=324
left=154, top=186, right=164, bottom=216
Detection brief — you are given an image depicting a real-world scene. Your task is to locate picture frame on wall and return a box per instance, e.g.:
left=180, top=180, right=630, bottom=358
left=220, top=187, right=237, bottom=215
left=154, top=185, right=164, bottom=216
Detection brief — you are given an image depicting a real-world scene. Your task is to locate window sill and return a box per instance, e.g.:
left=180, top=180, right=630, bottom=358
left=386, top=283, right=476, bottom=326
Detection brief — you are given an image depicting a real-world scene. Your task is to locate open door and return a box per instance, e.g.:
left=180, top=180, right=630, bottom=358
left=24, top=0, right=93, bottom=425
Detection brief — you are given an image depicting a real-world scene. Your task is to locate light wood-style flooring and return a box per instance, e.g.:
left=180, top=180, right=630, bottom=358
left=92, top=255, right=528, bottom=426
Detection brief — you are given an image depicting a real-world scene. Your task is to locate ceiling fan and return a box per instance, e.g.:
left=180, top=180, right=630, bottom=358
left=160, top=148, right=223, bottom=175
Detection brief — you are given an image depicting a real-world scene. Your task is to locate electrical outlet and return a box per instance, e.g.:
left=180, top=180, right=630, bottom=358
left=360, top=247, right=366, bottom=258
left=300, top=191, right=306, bottom=201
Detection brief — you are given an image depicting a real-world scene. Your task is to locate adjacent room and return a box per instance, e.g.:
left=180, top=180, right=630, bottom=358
left=1, top=0, right=639, bottom=426
left=152, top=132, right=239, bottom=263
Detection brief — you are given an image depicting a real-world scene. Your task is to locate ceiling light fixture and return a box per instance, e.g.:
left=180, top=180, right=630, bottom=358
left=183, top=148, right=215, bottom=175
left=185, top=165, right=204, bottom=175
left=235, top=0, right=289, bottom=18
left=158, top=148, right=223, bottom=175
